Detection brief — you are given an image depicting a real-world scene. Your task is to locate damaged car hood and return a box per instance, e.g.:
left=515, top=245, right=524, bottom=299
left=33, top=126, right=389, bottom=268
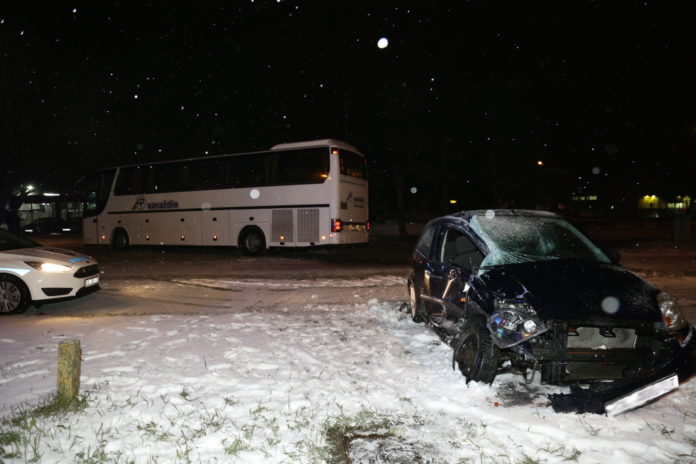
left=477, top=259, right=662, bottom=322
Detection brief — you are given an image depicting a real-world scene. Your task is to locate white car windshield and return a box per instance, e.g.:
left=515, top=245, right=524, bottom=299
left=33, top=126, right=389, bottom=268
left=0, top=230, right=41, bottom=251
left=470, top=214, right=611, bottom=266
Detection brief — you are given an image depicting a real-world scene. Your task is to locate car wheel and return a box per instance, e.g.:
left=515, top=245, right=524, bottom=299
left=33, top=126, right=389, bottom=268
left=239, top=228, right=265, bottom=256
left=454, top=320, right=500, bottom=384
left=408, top=283, right=425, bottom=323
left=112, top=230, right=129, bottom=250
left=0, top=275, right=30, bottom=315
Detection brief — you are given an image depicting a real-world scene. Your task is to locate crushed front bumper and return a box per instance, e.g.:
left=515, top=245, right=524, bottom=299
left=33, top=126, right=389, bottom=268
left=548, top=324, right=696, bottom=415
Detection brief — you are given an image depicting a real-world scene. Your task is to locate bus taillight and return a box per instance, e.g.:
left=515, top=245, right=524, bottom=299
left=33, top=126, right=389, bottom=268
left=331, top=218, right=343, bottom=233
left=366, top=221, right=371, bottom=232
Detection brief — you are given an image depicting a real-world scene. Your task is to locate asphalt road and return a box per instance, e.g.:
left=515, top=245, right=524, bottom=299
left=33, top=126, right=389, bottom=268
left=13, top=231, right=696, bottom=322
left=19, top=234, right=411, bottom=317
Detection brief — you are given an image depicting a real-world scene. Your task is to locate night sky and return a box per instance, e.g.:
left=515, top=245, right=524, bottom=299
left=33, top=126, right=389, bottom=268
left=2, top=1, right=695, bottom=215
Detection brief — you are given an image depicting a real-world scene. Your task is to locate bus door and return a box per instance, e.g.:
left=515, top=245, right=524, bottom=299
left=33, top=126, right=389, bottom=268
left=76, top=169, right=115, bottom=244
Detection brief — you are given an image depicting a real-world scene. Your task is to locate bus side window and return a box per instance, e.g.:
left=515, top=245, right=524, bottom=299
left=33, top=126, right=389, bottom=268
left=276, top=148, right=328, bottom=185
left=188, top=159, right=222, bottom=191
left=225, top=155, right=253, bottom=188
left=151, top=162, right=182, bottom=193
left=115, top=166, right=145, bottom=195
left=338, top=149, right=366, bottom=179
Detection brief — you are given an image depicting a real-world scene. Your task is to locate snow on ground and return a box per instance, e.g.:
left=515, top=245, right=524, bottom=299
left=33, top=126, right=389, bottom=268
left=169, top=275, right=405, bottom=290
left=1, top=290, right=696, bottom=463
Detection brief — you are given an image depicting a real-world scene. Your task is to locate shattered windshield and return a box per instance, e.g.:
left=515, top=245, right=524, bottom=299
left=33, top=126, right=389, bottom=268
left=470, top=214, right=611, bottom=266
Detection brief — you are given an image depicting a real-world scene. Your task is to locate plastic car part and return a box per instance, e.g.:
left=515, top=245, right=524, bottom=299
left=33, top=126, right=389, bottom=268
left=550, top=334, right=696, bottom=414
left=453, top=320, right=500, bottom=384
left=550, top=372, right=679, bottom=415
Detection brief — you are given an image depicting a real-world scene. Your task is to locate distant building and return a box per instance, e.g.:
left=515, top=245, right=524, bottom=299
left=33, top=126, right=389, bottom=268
left=569, top=193, right=691, bottom=219
left=636, top=194, right=691, bottom=218
left=17, top=192, right=83, bottom=228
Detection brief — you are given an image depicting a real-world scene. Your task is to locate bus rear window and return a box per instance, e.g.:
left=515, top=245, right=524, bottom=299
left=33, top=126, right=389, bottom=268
left=338, top=149, right=366, bottom=179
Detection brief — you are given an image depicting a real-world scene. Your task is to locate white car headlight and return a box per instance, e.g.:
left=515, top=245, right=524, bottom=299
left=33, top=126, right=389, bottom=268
left=488, top=298, right=548, bottom=348
left=25, top=261, right=72, bottom=273
left=656, top=292, right=687, bottom=332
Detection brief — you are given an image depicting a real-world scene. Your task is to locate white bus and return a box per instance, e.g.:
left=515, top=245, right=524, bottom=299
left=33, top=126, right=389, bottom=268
left=76, top=139, right=369, bottom=254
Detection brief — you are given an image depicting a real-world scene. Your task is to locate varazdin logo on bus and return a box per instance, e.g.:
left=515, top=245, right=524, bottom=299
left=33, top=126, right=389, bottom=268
left=132, top=195, right=179, bottom=210
left=346, top=192, right=365, bottom=208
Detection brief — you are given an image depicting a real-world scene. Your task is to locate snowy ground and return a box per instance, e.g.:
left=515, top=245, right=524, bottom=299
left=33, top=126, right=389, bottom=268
left=2, top=294, right=696, bottom=463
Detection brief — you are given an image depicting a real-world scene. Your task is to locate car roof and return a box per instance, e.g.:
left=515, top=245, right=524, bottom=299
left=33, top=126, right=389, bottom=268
left=428, top=209, right=563, bottom=227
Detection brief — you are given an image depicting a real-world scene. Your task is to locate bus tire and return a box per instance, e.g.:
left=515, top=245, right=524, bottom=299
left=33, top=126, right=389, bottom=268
left=239, top=227, right=265, bottom=256
left=112, top=229, right=130, bottom=250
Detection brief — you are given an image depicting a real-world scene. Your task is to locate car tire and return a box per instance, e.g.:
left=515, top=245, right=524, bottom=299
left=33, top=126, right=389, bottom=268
left=408, top=283, right=425, bottom=323
left=239, top=228, right=266, bottom=256
left=0, top=275, right=31, bottom=315
left=112, top=230, right=129, bottom=250
left=454, top=320, right=500, bottom=384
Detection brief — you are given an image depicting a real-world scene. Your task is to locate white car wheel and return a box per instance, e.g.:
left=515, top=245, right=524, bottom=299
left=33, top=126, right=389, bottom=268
left=0, top=276, right=30, bottom=314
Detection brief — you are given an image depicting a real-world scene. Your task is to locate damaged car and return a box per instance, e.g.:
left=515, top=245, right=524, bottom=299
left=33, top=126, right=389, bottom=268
left=407, top=209, right=696, bottom=414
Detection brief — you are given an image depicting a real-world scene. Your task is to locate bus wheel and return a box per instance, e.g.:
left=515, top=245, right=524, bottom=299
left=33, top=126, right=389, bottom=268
left=239, top=228, right=265, bottom=256
left=0, top=275, right=30, bottom=314
left=112, top=229, right=130, bottom=250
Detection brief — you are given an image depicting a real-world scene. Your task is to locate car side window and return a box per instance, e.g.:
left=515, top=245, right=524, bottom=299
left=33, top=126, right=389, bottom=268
left=437, top=227, right=483, bottom=270
left=415, top=225, right=435, bottom=258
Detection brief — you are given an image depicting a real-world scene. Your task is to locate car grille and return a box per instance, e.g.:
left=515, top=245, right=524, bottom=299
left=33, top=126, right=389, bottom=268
left=532, top=320, right=669, bottom=383
left=74, top=264, right=99, bottom=278
left=42, top=288, right=72, bottom=296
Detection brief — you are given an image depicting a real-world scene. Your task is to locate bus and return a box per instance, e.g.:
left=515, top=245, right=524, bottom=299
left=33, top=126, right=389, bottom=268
left=76, top=139, right=369, bottom=254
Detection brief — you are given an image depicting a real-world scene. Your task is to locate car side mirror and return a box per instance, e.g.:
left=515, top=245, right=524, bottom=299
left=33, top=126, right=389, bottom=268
left=447, top=266, right=462, bottom=279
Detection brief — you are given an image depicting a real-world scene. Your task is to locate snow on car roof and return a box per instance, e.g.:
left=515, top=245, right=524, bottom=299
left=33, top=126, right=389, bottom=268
left=452, top=209, right=562, bottom=221
left=270, top=138, right=361, bottom=153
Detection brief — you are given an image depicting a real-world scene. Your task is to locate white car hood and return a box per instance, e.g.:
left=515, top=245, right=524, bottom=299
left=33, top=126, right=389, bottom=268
left=3, top=247, right=95, bottom=265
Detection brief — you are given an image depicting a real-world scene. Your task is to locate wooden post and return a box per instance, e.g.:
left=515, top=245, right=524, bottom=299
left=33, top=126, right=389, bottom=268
left=57, top=339, right=81, bottom=401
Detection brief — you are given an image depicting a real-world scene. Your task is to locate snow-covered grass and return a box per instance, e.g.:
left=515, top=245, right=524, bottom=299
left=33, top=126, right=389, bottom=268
left=1, top=298, right=696, bottom=463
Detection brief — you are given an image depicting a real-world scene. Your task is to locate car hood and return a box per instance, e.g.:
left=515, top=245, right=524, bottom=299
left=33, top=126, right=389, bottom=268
left=2, top=247, right=95, bottom=265
left=476, top=259, right=661, bottom=322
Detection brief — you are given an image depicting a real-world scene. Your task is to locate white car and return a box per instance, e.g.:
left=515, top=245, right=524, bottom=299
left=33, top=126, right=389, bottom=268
left=0, top=229, right=100, bottom=314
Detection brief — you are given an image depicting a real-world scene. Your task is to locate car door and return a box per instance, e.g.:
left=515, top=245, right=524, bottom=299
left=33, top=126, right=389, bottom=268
left=424, top=225, right=483, bottom=319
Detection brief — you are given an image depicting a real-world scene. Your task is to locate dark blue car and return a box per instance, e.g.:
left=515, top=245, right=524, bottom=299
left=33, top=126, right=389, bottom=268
left=407, top=210, right=695, bottom=397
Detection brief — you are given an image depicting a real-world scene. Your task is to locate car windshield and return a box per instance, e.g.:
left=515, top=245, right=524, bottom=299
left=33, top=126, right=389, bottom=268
left=0, top=229, right=41, bottom=251
left=469, top=214, right=611, bottom=266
